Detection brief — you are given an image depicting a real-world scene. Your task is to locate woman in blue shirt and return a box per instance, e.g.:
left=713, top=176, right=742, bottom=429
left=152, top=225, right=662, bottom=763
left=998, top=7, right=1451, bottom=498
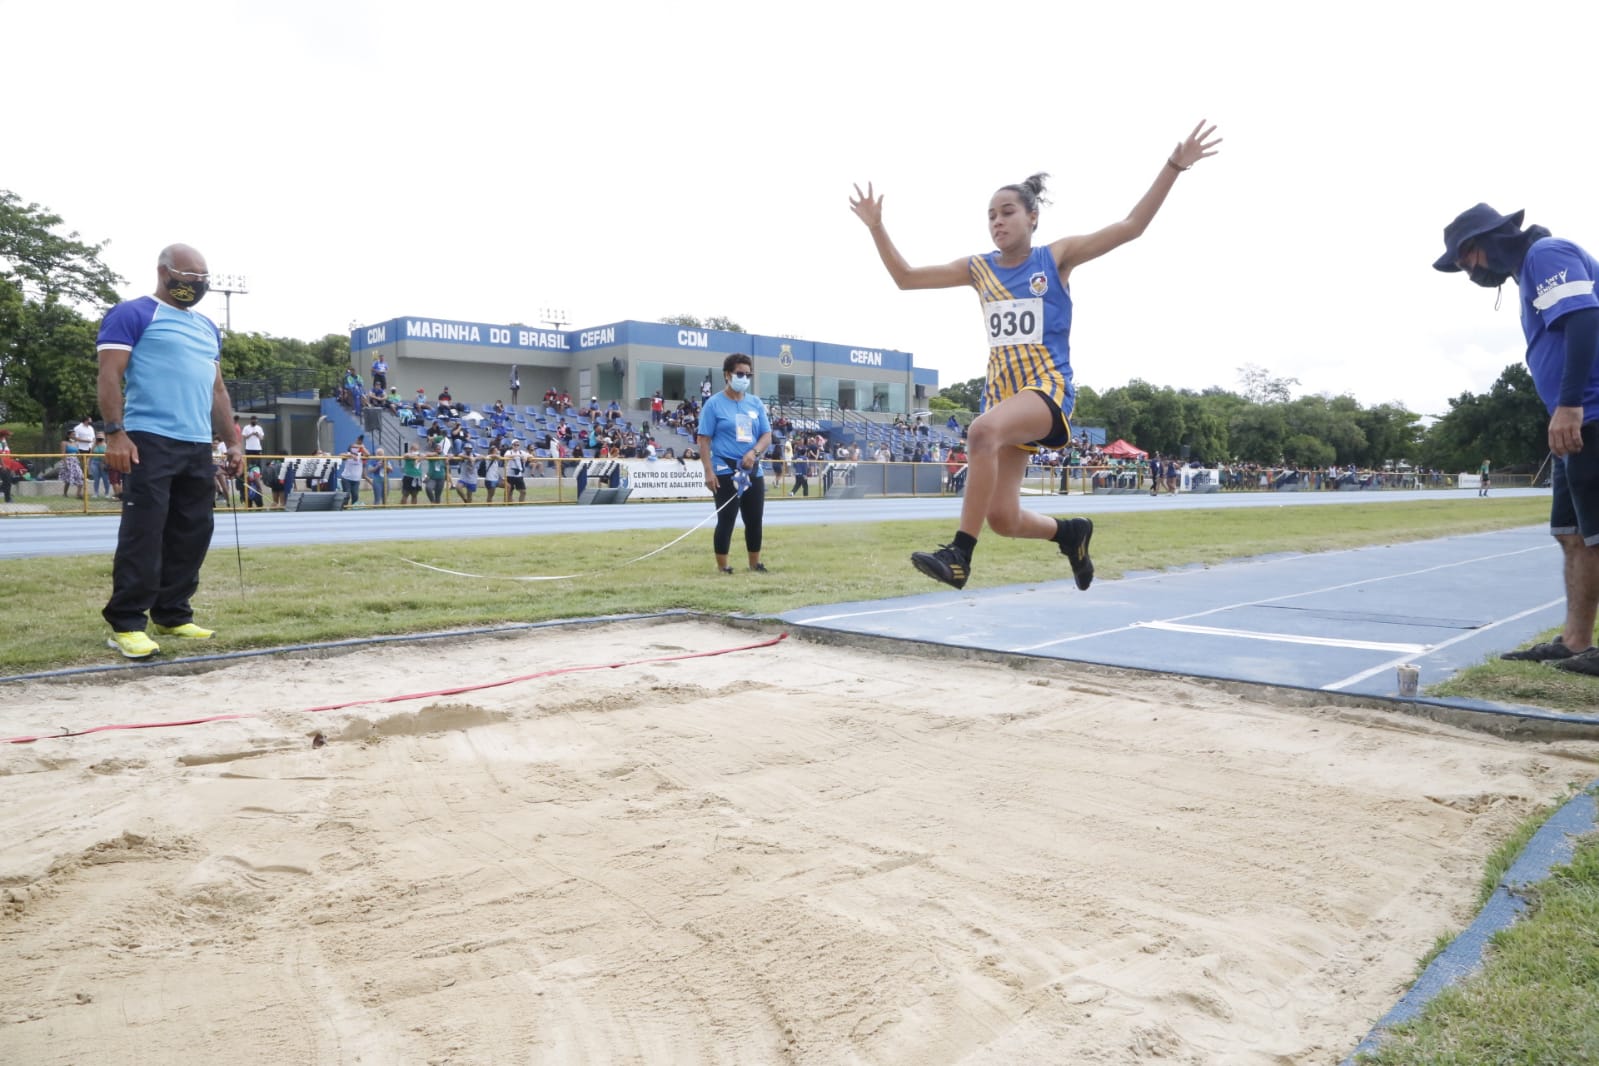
left=697, top=353, right=772, bottom=574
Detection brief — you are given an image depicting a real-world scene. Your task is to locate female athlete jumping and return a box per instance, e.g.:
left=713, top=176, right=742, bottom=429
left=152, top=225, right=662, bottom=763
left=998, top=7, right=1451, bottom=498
left=850, top=120, right=1220, bottom=589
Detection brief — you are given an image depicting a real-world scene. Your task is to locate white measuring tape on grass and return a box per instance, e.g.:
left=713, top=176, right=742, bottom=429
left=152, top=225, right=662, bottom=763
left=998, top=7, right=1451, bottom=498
left=401, top=470, right=753, bottom=582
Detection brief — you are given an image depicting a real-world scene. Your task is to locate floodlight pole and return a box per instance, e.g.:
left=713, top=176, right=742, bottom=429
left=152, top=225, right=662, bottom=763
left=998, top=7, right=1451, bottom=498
left=539, top=306, right=568, bottom=330
left=212, top=273, right=250, bottom=332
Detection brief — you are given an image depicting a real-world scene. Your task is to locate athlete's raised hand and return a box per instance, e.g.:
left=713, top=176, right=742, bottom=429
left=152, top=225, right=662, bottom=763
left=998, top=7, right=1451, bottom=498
left=1170, top=120, right=1222, bottom=170
left=850, top=182, right=885, bottom=229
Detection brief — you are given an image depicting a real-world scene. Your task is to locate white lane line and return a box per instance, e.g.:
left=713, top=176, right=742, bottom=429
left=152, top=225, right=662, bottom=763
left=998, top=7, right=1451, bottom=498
left=1135, top=621, right=1429, bottom=653
left=1320, top=597, right=1566, bottom=691
left=1012, top=543, right=1549, bottom=652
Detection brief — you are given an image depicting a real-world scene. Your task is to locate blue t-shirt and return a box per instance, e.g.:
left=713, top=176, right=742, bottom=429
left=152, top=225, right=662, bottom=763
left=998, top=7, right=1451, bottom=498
left=96, top=295, right=222, bottom=443
left=697, top=391, right=770, bottom=476
left=1519, top=237, right=1599, bottom=419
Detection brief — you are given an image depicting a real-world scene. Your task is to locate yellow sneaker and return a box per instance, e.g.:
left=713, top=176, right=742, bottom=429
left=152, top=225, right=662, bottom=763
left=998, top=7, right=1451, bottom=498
left=107, top=630, right=160, bottom=659
left=149, top=622, right=215, bottom=640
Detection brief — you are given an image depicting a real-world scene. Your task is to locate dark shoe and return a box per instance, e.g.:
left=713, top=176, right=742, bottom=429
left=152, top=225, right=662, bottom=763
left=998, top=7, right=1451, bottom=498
left=719, top=566, right=735, bottom=575
left=1500, top=641, right=1575, bottom=662
left=750, top=563, right=769, bottom=573
left=1058, top=517, right=1094, bottom=591
left=911, top=544, right=970, bottom=590
left=1551, top=647, right=1599, bottom=676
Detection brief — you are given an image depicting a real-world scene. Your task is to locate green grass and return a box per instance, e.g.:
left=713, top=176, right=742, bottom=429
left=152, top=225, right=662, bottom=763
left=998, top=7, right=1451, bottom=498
left=1356, top=804, right=1599, bottom=1065
left=1430, top=630, right=1599, bottom=715
left=0, top=496, right=1549, bottom=674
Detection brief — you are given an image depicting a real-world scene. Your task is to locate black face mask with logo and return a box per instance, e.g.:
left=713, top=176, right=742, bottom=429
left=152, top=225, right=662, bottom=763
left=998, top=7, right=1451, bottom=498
left=165, top=273, right=208, bottom=307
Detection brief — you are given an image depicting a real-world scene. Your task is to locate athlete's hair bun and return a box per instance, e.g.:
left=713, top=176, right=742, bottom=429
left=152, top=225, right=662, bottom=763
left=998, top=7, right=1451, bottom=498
left=1021, top=172, right=1051, bottom=205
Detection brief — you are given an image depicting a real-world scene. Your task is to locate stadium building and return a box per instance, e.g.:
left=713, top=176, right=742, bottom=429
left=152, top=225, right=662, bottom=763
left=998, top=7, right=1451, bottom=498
left=349, top=315, right=938, bottom=415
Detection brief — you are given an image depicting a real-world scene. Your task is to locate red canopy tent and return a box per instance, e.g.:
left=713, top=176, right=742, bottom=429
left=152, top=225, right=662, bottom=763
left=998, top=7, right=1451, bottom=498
left=1101, top=439, right=1147, bottom=459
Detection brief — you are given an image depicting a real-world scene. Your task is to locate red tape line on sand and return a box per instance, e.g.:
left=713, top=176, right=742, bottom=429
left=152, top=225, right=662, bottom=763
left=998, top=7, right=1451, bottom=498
left=4, top=633, right=788, bottom=745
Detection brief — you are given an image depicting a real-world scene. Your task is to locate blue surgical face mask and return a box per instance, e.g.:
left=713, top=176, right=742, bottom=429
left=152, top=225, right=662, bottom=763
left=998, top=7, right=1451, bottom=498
left=729, top=374, right=751, bottom=394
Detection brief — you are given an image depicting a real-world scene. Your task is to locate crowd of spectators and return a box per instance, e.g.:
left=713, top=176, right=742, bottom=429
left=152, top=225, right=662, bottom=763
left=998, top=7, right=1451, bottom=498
left=0, top=347, right=1469, bottom=514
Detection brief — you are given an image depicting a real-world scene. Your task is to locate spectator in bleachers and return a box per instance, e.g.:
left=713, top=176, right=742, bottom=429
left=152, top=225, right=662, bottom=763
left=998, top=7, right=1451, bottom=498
left=652, top=390, right=664, bottom=423
left=790, top=445, right=815, bottom=496
left=482, top=446, right=504, bottom=503
left=505, top=442, right=529, bottom=502
left=424, top=444, right=447, bottom=504
left=453, top=447, right=479, bottom=503
left=370, top=355, right=388, bottom=392
left=264, top=457, right=288, bottom=509
left=367, top=448, right=390, bottom=507
left=244, top=464, right=264, bottom=508
left=59, top=434, right=86, bottom=500
left=400, top=444, right=423, bottom=505
left=339, top=436, right=368, bottom=506
left=946, top=445, right=967, bottom=492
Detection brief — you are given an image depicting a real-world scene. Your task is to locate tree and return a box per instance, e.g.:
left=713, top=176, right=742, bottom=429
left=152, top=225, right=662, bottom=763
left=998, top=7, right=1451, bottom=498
left=661, top=314, right=746, bottom=333
left=1229, top=403, right=1288, bottom=463
left=0, top=190, right=124, bottom=450
left=1355, top=403, right=1422, bottom=467
left=1071, top=383, right=1103, bottom=428
left=1237, top=363, right=1299, bottom=405
left=936, top=376, right=985, bottom=412
left=0, top=191, right=122, bottom=305
left=1418, top=363, right=1546, bottom=472
left=1, top=296, right=99, bottom=447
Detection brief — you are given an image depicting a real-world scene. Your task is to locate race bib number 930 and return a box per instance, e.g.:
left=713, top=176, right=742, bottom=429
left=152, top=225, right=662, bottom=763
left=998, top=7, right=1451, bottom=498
left=984, top=298, right=1044, bottom=347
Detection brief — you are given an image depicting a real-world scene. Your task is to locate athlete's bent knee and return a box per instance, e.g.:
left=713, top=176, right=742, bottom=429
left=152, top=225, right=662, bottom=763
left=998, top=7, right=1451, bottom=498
left=987, top=506, right=1026, bottom=538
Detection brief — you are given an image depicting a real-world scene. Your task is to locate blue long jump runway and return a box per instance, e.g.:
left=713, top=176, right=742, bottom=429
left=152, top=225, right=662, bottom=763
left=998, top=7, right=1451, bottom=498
left=782, top=524, right=1565, bottom=700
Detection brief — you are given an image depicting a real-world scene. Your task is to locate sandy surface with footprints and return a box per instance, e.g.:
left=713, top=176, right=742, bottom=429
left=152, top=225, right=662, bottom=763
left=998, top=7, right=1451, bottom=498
left=2, top=617, right=1595, bottom=1065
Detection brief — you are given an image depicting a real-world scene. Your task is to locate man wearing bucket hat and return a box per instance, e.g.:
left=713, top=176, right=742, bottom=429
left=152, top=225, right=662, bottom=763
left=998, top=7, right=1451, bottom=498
left=1435, top=203, right=1599, bottom=676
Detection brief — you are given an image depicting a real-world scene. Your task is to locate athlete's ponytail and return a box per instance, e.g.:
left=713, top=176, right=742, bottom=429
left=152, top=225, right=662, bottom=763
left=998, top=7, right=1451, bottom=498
left=998, top=172, right=1051, bottom=230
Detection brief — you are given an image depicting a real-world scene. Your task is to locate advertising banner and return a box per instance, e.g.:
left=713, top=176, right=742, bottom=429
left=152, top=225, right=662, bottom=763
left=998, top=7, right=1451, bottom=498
left=620, top=459, right=713, bottom=499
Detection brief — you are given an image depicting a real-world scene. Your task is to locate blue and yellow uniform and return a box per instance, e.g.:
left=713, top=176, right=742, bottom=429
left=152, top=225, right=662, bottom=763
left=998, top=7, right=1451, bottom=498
left=969, top=246, right=1074, bottom=448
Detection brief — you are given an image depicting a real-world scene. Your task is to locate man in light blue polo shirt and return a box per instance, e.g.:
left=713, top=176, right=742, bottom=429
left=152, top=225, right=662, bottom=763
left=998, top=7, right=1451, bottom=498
left=1436, top=204, right=1599, bottom=676
left=96, top=244, right=242, bottom=659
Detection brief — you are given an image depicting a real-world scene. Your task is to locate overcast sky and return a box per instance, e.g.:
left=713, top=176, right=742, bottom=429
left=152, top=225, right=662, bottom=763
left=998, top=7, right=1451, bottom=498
left=8, top=0, right=1597, bottom=418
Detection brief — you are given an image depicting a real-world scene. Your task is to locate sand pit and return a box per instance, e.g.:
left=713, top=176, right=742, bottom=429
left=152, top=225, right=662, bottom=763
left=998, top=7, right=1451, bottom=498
left=2, top=618, right=1595, bottom=1065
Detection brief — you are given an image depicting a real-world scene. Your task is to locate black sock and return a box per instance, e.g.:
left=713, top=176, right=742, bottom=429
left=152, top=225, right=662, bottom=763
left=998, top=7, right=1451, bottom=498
left=1051, top=517, right=1078, bottom=549
left=952, top=530, right=978, bottom=556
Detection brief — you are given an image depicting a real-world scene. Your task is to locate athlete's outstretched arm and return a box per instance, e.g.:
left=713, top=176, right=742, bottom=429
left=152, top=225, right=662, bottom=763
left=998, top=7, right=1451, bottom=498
left=850, top=182, right=970, bottom=290
left=1050, top=120, right=1221, bottom=276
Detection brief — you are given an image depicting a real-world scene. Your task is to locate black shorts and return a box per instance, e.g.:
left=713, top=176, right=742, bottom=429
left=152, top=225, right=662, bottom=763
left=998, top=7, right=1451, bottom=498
left=507, top=476, right=526, bottom=491
left=402, top=476, right=420, bottom=493
left=1551, top=420, right=1599, bottom=545
left=1026, top=391, right=1073, bottom=450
